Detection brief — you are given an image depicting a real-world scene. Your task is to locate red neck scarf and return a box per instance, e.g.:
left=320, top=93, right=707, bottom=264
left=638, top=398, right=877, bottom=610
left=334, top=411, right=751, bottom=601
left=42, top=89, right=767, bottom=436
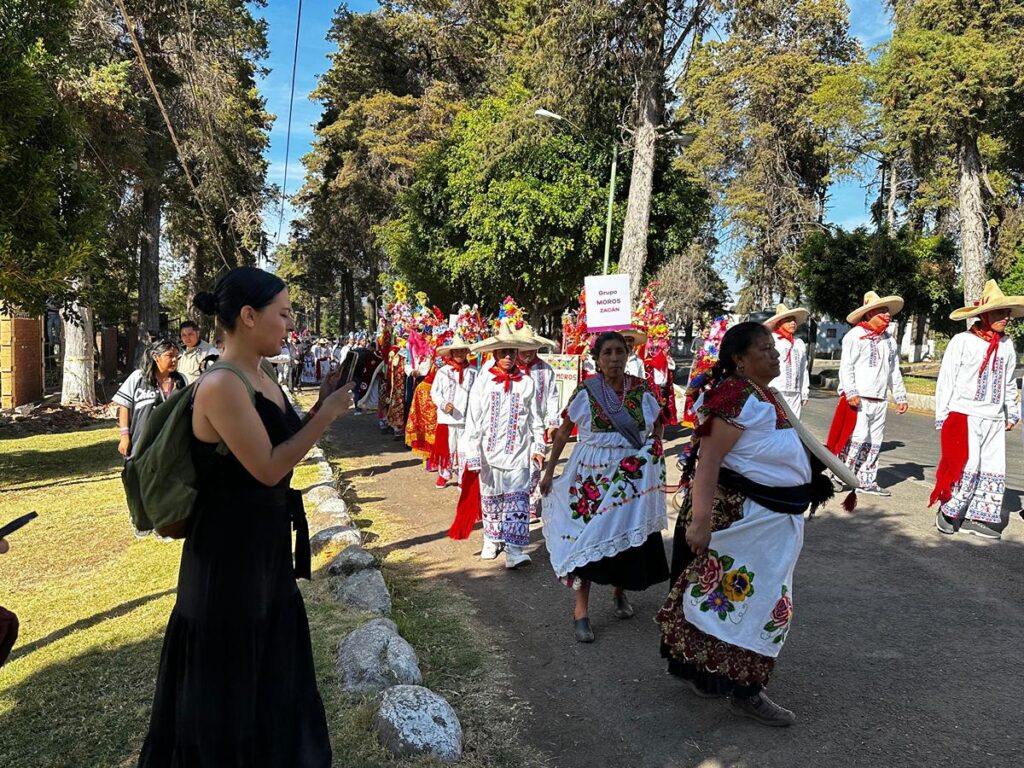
left=857, top=320, right=888, bottom=339
left=489, top=365, right=523, bottom=392
left=774, top=329, right=794, bottom=362
left=448, top=359, right=466, bottom=384
left=970, top=321, right=1003, bottom=375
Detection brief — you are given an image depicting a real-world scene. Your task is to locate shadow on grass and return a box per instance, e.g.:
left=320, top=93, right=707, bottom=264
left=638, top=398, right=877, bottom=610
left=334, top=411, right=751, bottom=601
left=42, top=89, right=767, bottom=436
left=0, top=635, right=162, bottom=768
left=8, top=589, right=176, bottom=664
left=0, top=442, right=122, bottom=489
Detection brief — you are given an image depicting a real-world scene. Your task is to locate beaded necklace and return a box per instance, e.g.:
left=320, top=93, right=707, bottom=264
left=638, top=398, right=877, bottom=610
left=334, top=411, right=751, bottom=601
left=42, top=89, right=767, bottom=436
left=596, top=373, right=627, bottom=415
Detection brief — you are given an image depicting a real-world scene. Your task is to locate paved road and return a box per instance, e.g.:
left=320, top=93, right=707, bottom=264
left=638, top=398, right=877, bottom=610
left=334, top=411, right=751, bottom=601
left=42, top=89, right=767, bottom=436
left=329, top=395, right=1023, bottom=768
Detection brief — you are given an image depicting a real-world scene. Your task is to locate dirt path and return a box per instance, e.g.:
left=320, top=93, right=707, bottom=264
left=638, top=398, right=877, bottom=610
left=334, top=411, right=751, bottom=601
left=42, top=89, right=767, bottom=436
left=328, top=403, right=1022, bottom=768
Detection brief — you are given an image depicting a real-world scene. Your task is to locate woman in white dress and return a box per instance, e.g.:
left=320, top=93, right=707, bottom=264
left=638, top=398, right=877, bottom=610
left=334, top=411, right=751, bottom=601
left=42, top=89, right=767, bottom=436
left=658, top=321, right=845, bottom=727
left=540, top=332, right=669, bottom=643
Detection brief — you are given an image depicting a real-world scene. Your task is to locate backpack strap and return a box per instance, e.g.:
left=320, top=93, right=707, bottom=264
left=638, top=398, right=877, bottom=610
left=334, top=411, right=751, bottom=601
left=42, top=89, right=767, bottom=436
left=202, top=360, right=257, bottom=405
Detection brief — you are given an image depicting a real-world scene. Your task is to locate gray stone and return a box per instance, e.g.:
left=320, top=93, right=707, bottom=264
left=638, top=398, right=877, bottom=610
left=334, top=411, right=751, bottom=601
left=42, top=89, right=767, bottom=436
left=337, top=619, right=421, bottom=693
left=374, top=685, right=463, bottom=763
left=310, top=525, right=362, bottom=557
left=305, top=484, right=338, bottom=506
left=317, top=498, right=349, bottom=518
left=337, top=568, right=391, bottom=615
left=328, top=545, right=376, bottom=576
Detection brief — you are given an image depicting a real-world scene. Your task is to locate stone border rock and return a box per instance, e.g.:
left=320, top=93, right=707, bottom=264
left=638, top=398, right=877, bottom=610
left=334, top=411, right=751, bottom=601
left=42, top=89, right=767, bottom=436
left=287, top=391, right=464, bottom=762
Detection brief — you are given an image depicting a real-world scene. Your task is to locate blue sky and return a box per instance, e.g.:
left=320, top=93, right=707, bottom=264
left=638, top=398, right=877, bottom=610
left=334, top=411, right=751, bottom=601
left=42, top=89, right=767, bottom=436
left=256, top=0, right=893, bottom=253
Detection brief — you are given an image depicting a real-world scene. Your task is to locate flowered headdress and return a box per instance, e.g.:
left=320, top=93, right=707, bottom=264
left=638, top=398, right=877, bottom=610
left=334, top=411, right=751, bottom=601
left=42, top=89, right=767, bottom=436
left=633, top=282, right=670, bottom=358
left=495, top=296, right=527, bottom=331
left=561, top=287, right=592, bottom=355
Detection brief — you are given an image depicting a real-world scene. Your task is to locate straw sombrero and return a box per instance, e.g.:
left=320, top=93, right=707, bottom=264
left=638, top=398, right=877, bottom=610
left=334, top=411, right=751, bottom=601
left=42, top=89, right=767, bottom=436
left=438, top=333, right=474, bottom=353
left=846, top=291, right=904, bottom=325
left=524, top=322, right=558, bottom=350
left=765, top=303, right=809, bottom=329
left=949, top=279, right=1024, bottom=321
left=620, top=326, right=648, bottom=346
left=471, top=318, right=543, bottom=353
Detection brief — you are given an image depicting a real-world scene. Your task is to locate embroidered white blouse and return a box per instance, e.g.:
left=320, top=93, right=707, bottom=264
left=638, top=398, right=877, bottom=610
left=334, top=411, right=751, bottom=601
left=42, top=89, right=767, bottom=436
left=430, top=364, right=479, bottom=426
left=695, top=388, right=811, bottom=487
left=935, top=331, right=1020, bottom=426
left=838, top=326, right=908, bottom=403
left=463, top=372, right=545, bottom=471
left=525, top=360, right=561, bottom=429
left=769, top=334, right=809, bottom=399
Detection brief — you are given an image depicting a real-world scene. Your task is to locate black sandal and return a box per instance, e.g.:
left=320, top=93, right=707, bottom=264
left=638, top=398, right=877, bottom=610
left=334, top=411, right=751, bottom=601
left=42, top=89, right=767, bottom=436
left=574, top=617, right=595, bottom=643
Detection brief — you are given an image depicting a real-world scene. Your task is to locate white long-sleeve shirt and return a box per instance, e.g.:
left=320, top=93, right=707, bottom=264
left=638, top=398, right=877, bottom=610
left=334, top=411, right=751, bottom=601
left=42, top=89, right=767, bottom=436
left=838, top=326, right=907, bottom=403
left=524, top=359, right=561, bottom=429
left=935, top=331, right=1020, bottom=426
left=769, top=333, right=809, bottom=399
left=429, top=364, right=479, bottom=426
left=462, top=369, right=544, bottom=472
left=625, top=354, right=645, bottom=379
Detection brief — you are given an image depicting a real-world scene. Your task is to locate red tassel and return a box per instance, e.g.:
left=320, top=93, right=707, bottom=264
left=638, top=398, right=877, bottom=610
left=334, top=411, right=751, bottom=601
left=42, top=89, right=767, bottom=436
left=841, top=490, right=857, bottom=512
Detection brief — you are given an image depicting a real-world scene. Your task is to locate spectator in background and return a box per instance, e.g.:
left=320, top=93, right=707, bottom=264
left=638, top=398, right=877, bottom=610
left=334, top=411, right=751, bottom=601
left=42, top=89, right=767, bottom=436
left=266, top=339, right=294, bottom=392
left=113, top=339, right=187, bottom=458
left=178, top=321, right=216, bottom=384
left=0, top=537, right=16, bottom=666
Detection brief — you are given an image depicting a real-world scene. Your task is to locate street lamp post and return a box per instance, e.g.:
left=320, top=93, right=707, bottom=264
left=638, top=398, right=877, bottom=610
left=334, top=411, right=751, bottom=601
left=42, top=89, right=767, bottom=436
left=534, top=108, right=617, bottom=275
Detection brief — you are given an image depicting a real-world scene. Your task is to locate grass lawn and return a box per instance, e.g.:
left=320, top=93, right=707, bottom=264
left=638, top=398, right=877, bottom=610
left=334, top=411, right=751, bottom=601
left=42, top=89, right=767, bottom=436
left=0, top=408, right=546, bottom=767
left=902, top=376, right=937, bottom=396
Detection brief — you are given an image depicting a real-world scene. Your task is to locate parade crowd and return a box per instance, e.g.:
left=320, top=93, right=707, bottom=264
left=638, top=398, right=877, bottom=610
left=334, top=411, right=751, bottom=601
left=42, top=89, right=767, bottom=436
left=3, top=266, right=1020, bottom=766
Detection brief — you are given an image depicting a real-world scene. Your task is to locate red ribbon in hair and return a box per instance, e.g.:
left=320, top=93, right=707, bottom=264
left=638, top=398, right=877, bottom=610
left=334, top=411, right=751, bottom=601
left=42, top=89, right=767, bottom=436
left=488, top=365, right=523, bottom=392
left=929, top=412, right=969, bottom=507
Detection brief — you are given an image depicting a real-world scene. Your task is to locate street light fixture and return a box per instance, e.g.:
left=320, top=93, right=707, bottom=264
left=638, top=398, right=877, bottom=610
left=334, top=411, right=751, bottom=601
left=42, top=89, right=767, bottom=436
left=535, top=107, right=618, bottom=276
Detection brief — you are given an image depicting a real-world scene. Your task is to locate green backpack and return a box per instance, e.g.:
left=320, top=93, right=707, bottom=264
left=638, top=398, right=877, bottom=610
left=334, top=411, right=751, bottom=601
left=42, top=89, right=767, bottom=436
left=122, top=360, right=260, bottom=538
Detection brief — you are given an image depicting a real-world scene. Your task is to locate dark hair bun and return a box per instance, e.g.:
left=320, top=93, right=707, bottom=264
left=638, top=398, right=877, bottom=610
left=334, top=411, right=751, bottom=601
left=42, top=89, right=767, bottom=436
left=193, top=291, right=218, bottom=316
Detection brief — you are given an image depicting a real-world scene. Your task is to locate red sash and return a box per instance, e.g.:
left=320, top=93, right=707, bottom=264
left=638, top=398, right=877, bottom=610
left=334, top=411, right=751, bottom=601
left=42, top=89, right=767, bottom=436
left=826, top=394, right=858, bottom=455
left=929, top=412, right=969, bottom=507
left=448, top=468, right=481, bottom=539
left=430, top=423, right=452, bottom=472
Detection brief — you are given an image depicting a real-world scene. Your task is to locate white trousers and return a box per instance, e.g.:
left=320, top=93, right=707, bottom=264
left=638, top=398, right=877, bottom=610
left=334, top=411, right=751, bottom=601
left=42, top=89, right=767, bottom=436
left=439, top=424, right=464, bottom=481
left=939, top=416, right=1006, bottom=524
left=840, top=398, right=888, bottom=487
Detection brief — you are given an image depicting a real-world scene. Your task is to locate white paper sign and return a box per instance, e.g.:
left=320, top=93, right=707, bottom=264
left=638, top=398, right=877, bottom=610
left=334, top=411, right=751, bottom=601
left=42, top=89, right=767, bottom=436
left=584, top=274, right=632, bottom=333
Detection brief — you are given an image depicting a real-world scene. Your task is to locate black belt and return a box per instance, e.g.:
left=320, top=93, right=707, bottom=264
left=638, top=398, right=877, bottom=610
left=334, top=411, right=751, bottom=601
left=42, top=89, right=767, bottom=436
left=718, top=468, right=813, bottom=516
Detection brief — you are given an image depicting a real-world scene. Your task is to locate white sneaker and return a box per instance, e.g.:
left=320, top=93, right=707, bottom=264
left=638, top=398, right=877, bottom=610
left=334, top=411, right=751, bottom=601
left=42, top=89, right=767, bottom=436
left=480, top=539, right=501, bottom=560
left=505, top=547, right=532, bottom=570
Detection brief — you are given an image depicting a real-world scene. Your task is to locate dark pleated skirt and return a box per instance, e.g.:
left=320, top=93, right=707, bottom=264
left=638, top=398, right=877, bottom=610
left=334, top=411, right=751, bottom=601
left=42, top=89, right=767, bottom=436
left=571, top=531, right=669, bottom=590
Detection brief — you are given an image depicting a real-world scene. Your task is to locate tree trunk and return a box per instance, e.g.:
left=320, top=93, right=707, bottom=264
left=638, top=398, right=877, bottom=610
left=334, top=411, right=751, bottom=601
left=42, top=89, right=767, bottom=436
left=337, top=280, right=348, bottom=334
left=958, top=132, right=987, bottom=305
left=185, top=240, right=202, bottom=323
left=618, top=80, right=663, bottom=300
left=913, top=313, right=927, bottom=362
left=314, top=295, right=322, bottom=335
left=61, top=295, right=97, bottom=406
left=886, top=161, right=898, bottom=231
left=345, top=272, right=357, bottom=330
left=138, top=182, right=162, bottom=346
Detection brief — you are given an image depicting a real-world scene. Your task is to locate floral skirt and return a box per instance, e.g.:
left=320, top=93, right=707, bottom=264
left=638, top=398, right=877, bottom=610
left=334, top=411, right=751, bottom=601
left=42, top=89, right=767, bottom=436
left=542, top=438, right=667, bottom=581
left=657, top=487, right=803, bottom=688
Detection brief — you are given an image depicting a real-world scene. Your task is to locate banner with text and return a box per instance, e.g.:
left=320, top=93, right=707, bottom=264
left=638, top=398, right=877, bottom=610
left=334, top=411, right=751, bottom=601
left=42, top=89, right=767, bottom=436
left=584, top=274, right=632, bottom=333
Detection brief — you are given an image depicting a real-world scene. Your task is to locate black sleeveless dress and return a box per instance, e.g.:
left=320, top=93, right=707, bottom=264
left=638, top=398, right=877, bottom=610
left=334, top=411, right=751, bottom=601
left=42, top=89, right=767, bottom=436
left=139, top=393, right=330, bottom=767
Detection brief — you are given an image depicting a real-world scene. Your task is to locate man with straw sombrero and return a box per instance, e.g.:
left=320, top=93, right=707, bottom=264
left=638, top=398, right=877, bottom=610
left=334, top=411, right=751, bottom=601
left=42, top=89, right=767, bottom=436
left=448, top=317, right=545, bottom=569
left=825, top=291, right=909, bottom=496
left=515, top=319, right=561, bottom=520
left=764, top=303, right=811, bottom=418
left=429, top=331, right=480, bottom=490
left=930, top=280, right=1022, bottom=540
left=622, top=326, right=648, bottom=379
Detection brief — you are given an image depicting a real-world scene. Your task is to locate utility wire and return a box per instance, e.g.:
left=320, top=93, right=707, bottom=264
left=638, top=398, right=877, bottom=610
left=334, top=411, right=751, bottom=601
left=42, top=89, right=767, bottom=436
left=113, top=0, right=232, bottom=272
left=275, top=0, right=304, bottom=246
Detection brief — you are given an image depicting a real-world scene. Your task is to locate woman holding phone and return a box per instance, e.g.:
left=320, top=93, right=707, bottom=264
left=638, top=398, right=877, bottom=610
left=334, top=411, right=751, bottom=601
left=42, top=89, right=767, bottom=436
left=138, top=267, right=353, bottom=767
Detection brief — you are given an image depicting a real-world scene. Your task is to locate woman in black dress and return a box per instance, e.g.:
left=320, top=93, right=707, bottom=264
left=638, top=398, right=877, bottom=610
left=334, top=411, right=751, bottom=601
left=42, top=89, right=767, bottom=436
left=139, top=267, right=354, bottom=767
